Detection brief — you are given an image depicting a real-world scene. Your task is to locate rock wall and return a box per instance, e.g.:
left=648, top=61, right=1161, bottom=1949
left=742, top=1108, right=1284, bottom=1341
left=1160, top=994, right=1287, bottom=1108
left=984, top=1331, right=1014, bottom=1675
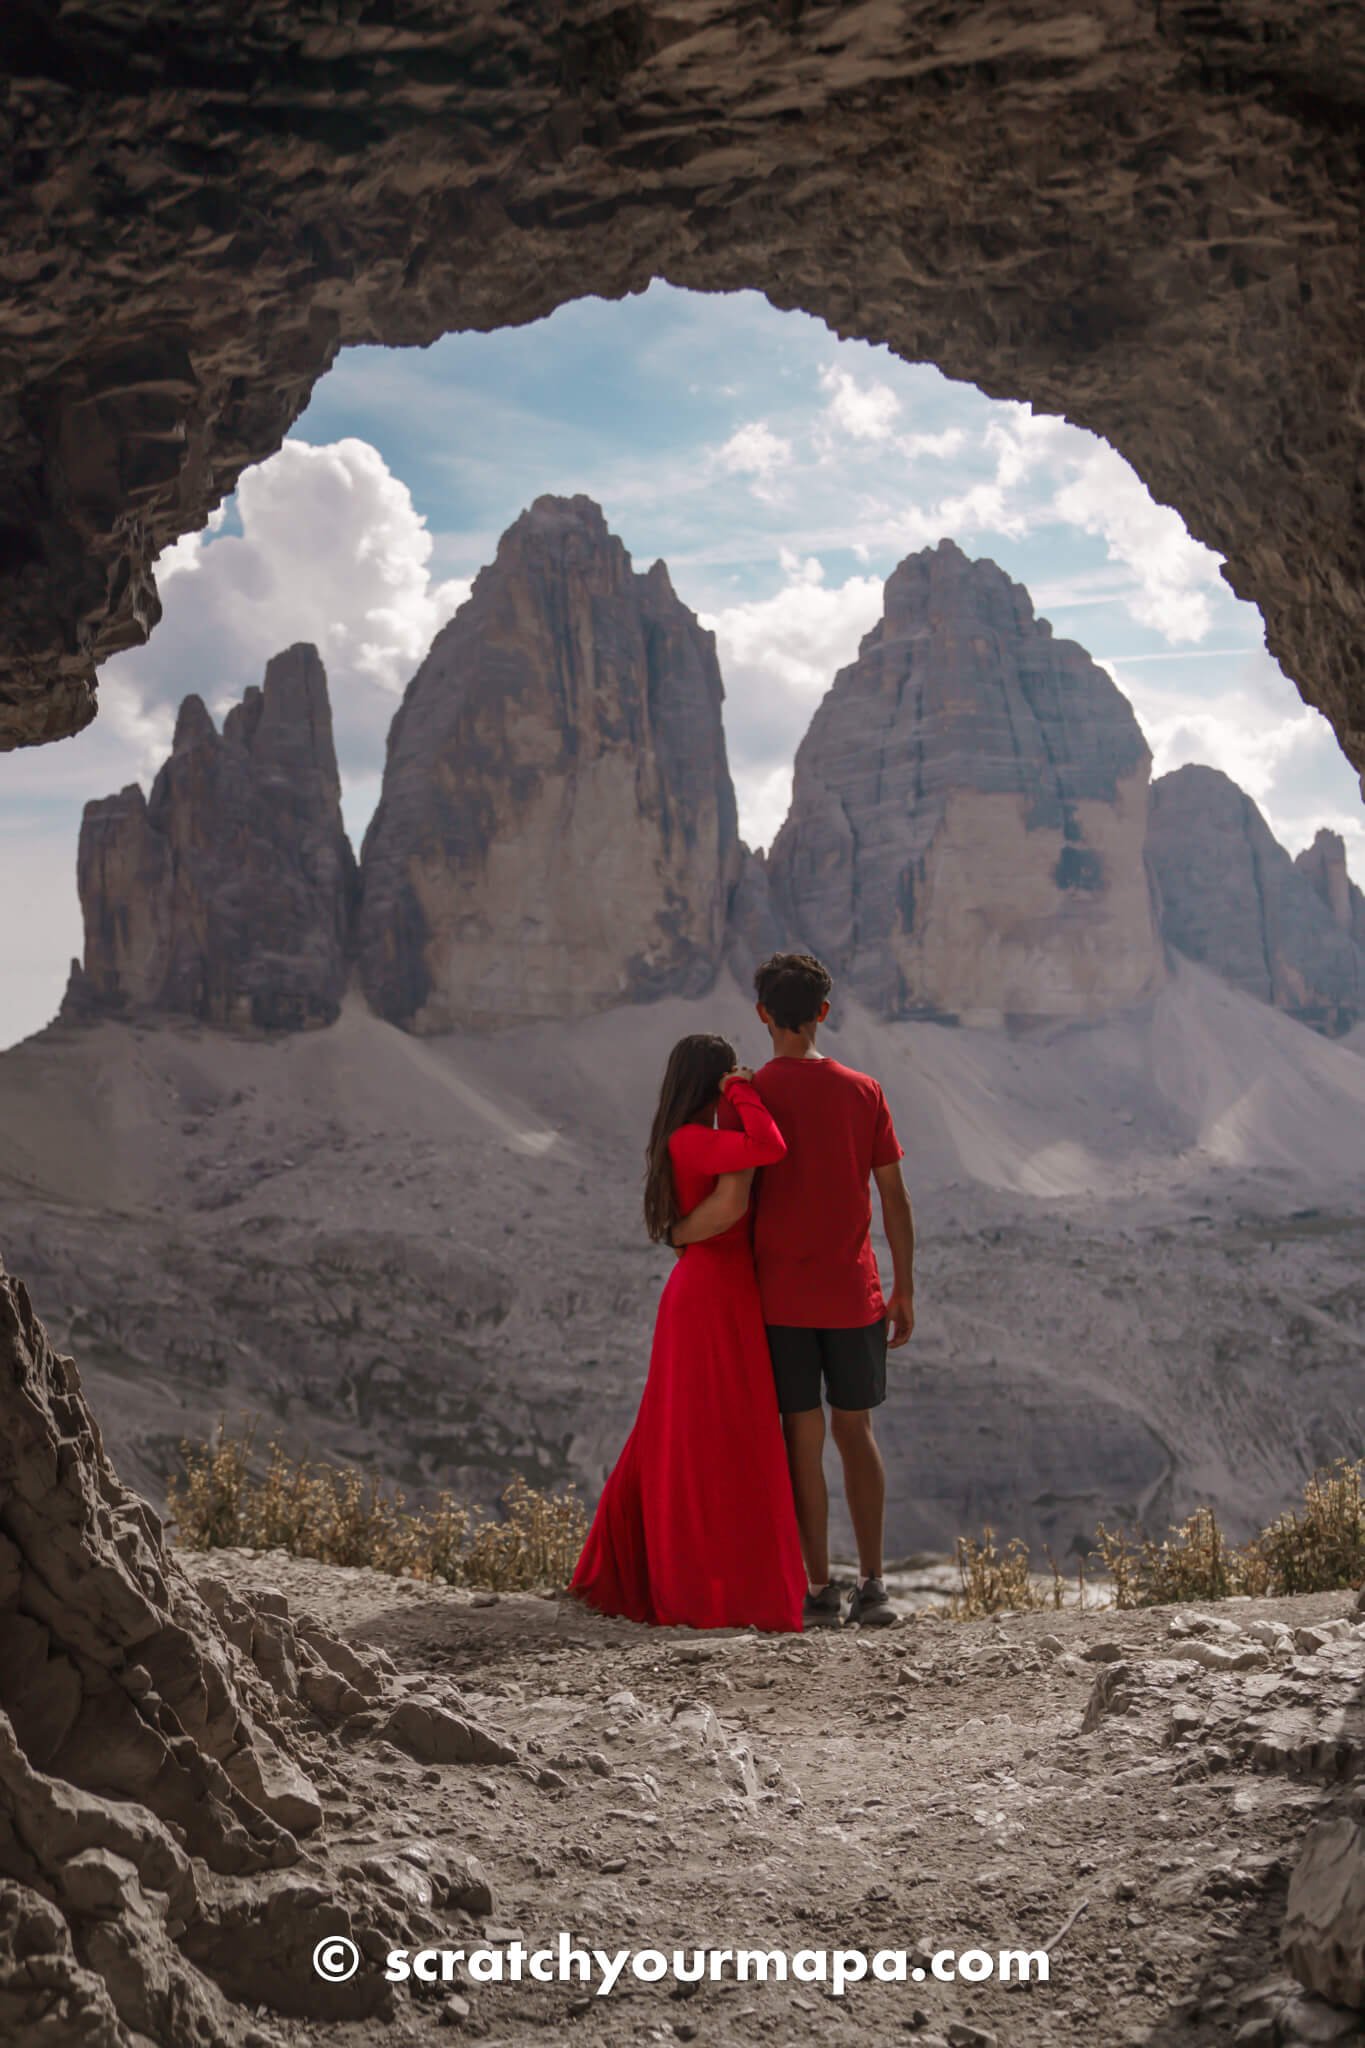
left=1, top=3, right=1361, bottom=799
left=1147, top=765, right=1365, bottom=1036
left=63, top=644, right=356, bottom=1033
left=767, top=540, right=1165, bottom=1025
left=1295, top=827, right=1365, bottom=953
left=0, top=1252, right=518, bottom=2041
left=356, top=495, right=740, bottom=1032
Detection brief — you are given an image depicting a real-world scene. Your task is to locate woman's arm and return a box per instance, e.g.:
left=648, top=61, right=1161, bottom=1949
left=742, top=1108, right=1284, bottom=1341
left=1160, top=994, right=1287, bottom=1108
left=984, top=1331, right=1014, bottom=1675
left=667, top=1077, right=784, bottom=1249
left=670, top=1077, right=786, bottom=1176
left=670, top=1170, right=753, bottom=1248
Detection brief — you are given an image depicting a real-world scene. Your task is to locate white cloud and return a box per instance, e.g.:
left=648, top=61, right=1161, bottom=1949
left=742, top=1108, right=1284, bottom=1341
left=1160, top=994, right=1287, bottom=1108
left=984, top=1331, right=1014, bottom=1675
left=976, top=405, right=1226, bottom=642
left=702, top=562, right=884, bottom=847
left=714, top=421, right=793, bottom=483
left=99, top=436, right=470, bottom=789
left=1053, top=443, right=1224, bottom=643
left=819, top=364, right=901, bottom=441
left=897, top=427, right=967, bottom=461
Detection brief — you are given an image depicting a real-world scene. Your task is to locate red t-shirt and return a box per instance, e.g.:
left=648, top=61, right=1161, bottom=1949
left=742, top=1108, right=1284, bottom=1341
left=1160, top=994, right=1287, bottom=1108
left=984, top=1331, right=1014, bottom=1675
left=750, top=1056, right=904, bottom=1329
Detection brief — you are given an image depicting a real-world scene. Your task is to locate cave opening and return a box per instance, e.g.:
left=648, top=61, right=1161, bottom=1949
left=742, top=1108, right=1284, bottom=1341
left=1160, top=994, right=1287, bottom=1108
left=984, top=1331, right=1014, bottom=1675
left=2, top=14, right=1364, bottom=2038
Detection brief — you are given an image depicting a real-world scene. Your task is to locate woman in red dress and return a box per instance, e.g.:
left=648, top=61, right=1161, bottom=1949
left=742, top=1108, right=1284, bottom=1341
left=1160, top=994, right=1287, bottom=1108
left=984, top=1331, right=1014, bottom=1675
left=569, top=1034, right=805, bottom=1632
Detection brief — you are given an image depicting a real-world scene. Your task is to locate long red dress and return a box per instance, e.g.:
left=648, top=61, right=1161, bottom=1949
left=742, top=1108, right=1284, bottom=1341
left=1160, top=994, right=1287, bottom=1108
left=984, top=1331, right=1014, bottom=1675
left=569, top=1079, right=805, bottom=1632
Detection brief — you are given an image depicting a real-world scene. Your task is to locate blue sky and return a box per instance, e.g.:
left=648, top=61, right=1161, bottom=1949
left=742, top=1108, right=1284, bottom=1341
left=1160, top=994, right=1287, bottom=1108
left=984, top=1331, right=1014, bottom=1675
left=2, top=281, right=1361, bottom=1048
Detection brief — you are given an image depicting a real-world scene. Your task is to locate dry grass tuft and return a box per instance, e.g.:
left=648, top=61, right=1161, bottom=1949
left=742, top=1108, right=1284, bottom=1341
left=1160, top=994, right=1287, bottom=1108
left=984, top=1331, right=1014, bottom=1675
left=1094, top=1458, right=1365, bottom=1609
left=168, top=1421, right=588, bottom=1592
left=950, top=1526, right=1068, bottom=1619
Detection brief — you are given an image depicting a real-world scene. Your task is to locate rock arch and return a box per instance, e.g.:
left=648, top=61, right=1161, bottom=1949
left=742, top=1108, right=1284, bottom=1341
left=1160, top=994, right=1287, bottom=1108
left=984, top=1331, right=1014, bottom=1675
left=0, top=0, right=1361, bottom=788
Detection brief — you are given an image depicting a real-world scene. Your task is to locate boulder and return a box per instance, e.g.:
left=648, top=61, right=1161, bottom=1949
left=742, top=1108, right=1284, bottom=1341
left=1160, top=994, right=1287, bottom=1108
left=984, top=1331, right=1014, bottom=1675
left=1282, top=1815, right=1365, bottom=2010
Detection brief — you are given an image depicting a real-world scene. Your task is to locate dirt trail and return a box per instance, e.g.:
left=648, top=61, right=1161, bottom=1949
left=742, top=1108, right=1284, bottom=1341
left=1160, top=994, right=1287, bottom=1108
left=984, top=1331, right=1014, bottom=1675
left=195, top=1550, right=1365, bottom=2047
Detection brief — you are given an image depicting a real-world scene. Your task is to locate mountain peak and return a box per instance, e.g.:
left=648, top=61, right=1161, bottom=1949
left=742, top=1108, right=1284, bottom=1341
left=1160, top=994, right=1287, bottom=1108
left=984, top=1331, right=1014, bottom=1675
left=355, top=504, right=739, bottom=1032
left=1149, top=767, right=1365, bottom=1034
left=63, top=653, right=356, bottom=1032
left=767, top=543, right=1162, bottom=1024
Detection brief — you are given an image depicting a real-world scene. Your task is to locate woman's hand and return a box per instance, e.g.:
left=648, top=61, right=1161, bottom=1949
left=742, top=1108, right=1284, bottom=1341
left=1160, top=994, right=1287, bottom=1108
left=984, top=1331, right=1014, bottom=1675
left=720, top=1066, right=755, bottom=1092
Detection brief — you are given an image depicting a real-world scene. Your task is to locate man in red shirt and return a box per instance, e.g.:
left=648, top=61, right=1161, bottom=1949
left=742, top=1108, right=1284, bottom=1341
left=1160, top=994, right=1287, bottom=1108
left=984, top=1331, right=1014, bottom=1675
left=670, top=952, right=915, bottom=1629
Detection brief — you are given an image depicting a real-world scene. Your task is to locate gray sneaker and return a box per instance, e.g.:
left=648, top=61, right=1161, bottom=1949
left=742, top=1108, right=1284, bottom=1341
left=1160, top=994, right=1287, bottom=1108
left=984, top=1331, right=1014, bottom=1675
left=847, top=1576, right=898, bottom=1628
left=802, top=1583, right=847, bottom=1629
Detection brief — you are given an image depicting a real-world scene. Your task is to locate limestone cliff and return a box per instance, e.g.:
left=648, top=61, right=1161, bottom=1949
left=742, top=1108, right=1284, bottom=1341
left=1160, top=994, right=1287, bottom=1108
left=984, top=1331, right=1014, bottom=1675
left=356, top=496, right=740, bottom=1032
left=1147, top=766, right=1365, bottom=1037
left=765, top=540, right=1165, bottom=1025
left=1295, top=827, right=1365, bottom=954
left=63, top=643, right=355, bottom=1032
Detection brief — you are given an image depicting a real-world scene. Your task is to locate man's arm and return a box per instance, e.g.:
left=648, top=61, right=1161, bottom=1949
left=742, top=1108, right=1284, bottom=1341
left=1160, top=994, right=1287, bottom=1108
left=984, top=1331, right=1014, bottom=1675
left=873, top=1160, right=915, bottom=1348
left=669, top=1170, right=754, bottom=1252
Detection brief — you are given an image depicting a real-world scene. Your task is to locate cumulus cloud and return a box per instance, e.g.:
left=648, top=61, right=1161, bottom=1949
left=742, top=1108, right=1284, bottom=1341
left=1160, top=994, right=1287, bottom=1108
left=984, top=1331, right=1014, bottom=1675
left=898, top=426, right=967, bottom=461
left=819, top=364, right=902, bottom=442
left=713, top=421, right=793, bottom=488
left=702, top=558, right=884, bottom=847
left=99, top=436, right=470, bottom=794
left=1052, top=444, right=1224, bottom=642
left=981, top=406, right=1226, bottom=642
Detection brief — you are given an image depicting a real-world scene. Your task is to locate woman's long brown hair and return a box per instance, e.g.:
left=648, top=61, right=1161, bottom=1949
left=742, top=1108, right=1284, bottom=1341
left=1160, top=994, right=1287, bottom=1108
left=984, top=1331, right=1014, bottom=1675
left=643, top=1034, right=737, bottom=1243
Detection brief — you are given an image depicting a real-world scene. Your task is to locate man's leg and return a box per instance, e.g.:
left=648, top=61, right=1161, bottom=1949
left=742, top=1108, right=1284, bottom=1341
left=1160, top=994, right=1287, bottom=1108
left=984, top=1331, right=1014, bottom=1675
left=781, top=1406, right=830, bottom=1589
left=829, top=1406, right=885, bottom=1581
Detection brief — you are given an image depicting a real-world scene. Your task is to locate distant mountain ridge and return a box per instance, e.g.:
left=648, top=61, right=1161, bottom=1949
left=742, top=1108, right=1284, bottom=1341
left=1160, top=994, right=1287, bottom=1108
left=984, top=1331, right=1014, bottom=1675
left=1147, top=765, right=1365, bottom=1039
left=58, top=497, right=1365, bottom=1042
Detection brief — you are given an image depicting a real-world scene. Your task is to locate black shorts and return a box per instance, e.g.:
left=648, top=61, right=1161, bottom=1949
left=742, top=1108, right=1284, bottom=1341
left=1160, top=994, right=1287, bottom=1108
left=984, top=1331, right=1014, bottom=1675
left=765, top=1318, right=888, bottom=1415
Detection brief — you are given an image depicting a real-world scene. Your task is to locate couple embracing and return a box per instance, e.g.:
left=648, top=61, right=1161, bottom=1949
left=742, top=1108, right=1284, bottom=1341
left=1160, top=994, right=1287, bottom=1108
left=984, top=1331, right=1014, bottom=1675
left=570, top=952, right=916, bottom=1634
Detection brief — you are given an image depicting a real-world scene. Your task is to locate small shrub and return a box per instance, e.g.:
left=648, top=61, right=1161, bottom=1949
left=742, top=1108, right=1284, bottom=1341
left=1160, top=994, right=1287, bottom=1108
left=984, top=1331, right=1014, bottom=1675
left=950, top=1525, right=1057, bottom=1619
left=167, top=1423, right=587, bottom=1592
left=1256, top=1458, right=1365, bottom=1597
left=1092, top=1505, right=1268, bottom=1609
left=1091, top=1459, right=1365, bottom=1608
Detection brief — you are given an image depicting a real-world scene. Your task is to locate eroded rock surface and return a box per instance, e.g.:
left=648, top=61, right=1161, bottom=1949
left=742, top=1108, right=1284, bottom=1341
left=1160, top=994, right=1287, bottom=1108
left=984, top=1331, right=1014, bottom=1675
left=62, top=644, right=356, bottom=1034
left=1, top=3, right=1361, bottom=789
left=767, top=540, right=1165, bottom=1023
left=0, top=1256, right=521, bottom=2043
left=356, top=495, right=740, bottom=1031
left=1296, top=829, right=1365, bottom=954
left=1147, top=765, right=1365, bottom=1037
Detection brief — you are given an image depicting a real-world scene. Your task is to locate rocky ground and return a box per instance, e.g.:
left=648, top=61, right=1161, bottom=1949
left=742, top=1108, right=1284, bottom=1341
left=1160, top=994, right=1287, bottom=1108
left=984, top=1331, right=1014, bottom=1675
left=182, top=1547, right=1365, bottom=2048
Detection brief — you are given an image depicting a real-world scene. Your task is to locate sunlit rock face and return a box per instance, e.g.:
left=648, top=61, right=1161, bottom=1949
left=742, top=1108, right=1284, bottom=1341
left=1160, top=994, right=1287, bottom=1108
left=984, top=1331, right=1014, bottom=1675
left=63, top=644, right=356, bottom=1032
left=767, top=541, right=1165, bottom=1025
left=355, top=495, right=740, bottom=1031
left=0, top=5, right=1361, bottom=788
left=1147, top=765, right=1365, bottom=1037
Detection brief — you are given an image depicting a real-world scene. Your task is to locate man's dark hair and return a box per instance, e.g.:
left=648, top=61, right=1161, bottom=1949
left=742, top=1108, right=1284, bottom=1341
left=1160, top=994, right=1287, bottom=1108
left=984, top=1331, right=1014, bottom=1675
left=754, top=952, right=833, bottom=1031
